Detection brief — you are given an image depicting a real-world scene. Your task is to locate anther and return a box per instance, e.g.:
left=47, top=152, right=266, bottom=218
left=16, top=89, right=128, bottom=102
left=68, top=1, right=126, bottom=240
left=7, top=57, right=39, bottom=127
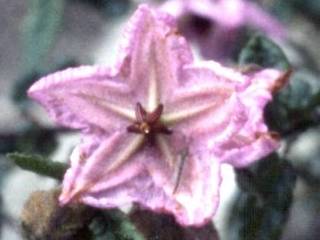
left=127, top=102, right=172, bottom=136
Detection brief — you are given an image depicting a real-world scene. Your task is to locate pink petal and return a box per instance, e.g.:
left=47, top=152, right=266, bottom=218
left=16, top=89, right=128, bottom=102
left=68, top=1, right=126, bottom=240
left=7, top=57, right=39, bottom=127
left=60, top=131, right=145, bottom=205
left=161, top=0, right=286, bottom=60
left=28, top=66, right=135, bottom=132
left=60, top=130, right=222, bottom=226
left=187, top=0, right=246, bottom=27
left=163, top=61, right=248, bottom=142
left=214, top=133, right=279, bottom=168
left=28, top=3, right=287, bottom=227
left=145, top=132, right=221, bottom=226
left=214, top=69, right=283, bottom=167
left=238, top=69, right=285, bottom=137
left=160, top=0, right=185, bottom=19
left=117, top=4, right=193, bottom=109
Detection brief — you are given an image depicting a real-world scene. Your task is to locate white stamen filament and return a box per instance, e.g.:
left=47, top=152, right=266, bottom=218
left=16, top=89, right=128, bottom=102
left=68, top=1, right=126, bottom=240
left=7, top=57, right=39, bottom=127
left=107, top=135, right=145, bottom=172
left=75, top=93, right=136, bottom=121
left=147, top=49, right=160, bottom=112
left=161, top=101, right=220, bottom=125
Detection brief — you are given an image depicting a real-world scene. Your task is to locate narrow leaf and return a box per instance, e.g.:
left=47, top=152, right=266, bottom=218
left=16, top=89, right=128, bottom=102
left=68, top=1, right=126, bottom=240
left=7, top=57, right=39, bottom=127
left=7, top=153, right=68, bottom=180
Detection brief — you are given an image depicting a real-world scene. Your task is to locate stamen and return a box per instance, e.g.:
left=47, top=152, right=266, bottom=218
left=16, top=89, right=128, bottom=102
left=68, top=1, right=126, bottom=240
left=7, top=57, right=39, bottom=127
left=140, top=122, right=151, bottom=134
left=127, top=102, right=171, bottom=136
left=146, top=104, right=163, bottom=123
left=127, top=125, right=141, bottom=133
left=135, top=102, right=147, bottom=122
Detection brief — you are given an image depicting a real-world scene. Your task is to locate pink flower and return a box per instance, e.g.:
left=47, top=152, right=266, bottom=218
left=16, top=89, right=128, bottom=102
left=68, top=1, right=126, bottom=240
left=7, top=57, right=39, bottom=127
left=161, top=0, right=286, bottom=60
left=28, top=5, right=285, bottom=226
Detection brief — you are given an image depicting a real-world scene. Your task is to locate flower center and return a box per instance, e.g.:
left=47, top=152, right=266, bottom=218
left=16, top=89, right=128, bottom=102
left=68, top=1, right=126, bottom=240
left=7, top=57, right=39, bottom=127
left=127, top=103, right=172, bottom=135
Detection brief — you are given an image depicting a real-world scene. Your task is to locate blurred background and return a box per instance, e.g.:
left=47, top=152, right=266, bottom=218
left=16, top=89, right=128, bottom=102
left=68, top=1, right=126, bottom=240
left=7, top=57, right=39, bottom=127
left=0, top=0, right=319, bottom=239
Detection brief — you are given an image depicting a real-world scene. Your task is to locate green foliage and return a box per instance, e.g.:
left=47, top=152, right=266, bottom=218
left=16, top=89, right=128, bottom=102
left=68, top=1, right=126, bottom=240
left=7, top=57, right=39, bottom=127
left=228, top=154, right=296, bottom=240
left=227, top=36, right=300, bottom=240
left=265, top=70, right=320, bottom=134
left=72, top=0, right=132, bottom=18
left=0, top=158, right=10, bottom=237
left=21, top=0, right=64, bottom=72
left=238, top=35, right=290, bottom=70
left=12, top=0, right=70, bottom=107
left=0, top=196, right=2, bottom=238
left=239, top=35, right=320, bottom=135
left=281, top=0, right=320, bottom=22
left=7, top=153, right=68, bottom=180
left=90, top=210, right=145, bottom=240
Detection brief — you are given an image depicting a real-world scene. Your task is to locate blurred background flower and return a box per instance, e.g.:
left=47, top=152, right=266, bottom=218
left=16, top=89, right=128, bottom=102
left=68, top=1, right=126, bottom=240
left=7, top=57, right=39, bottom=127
left=161, top=0, right=286, bottom=61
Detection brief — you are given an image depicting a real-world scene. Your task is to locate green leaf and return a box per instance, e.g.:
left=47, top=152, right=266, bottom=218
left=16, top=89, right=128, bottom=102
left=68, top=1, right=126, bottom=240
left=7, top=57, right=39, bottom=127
left=13, top=1, right=69, bottom=106
left=238, top=35, right=290, bottom=70
left=21, top=0, right=64, bottom=72
left=265, top=70, right=320, bottom=134
left=90, top=209, right=145, bottom=240
left=290, top=0, right=320, bottom=21
left=6, top=153, right=68, bottom=180
left=239, top=36, right=320, bottom=134
left=227, top=154, right=296, bottom=240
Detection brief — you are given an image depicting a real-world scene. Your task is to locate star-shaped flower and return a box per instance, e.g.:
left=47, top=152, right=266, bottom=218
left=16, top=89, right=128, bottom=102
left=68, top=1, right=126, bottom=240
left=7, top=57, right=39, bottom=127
left=28, top=5, right=285, bottom=226
left=161, top=0, right=286, bottom=60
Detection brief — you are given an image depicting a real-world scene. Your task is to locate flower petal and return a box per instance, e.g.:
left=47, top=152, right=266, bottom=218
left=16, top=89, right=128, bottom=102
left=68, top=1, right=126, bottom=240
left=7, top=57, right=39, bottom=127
left=187, top=0, right=245, bottom=26
left=59, top=131, right=145, bottom=205
left=214, top=69, right=283, bottom=167
left=161, top=0, right=286, bottom=60
left=28, top=66, right=136, bottom=132
left=214, top=133, right=279, bottom=168
left=27, top=3, right=287, bottom=227
left=144, top=132, right=222, bottom=226
left=163, top=61, right=247, bottom=141
left=118, top=5, right=193, bottom=111
left=63, top=130, right=221, bottom=226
